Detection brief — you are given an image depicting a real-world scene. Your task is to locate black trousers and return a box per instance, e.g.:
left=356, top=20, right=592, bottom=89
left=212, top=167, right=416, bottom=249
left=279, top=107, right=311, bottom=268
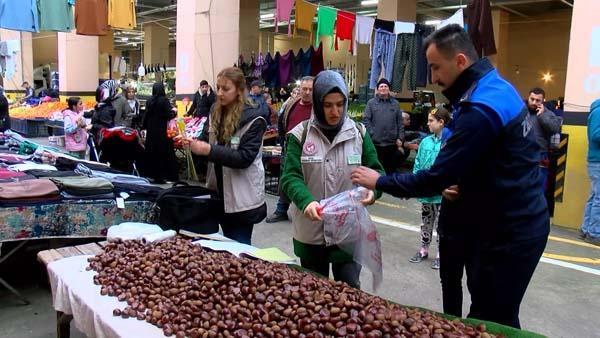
left=300, top=258, right=361, bottom=289
left=375, top=145, right=401, bottom=175
left=439, top=235, right=468, bottom=317
left=466, top=236, right=547, bottom=328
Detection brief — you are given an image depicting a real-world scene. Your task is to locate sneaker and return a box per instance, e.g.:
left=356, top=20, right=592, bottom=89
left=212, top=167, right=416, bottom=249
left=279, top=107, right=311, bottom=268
left=266, top=212, right=288, bottom=223
left=431, top=258, right=440, bottom=270
left=408, top=251, right=428, bottom=263
left=583, top=235, right=600, bottom=246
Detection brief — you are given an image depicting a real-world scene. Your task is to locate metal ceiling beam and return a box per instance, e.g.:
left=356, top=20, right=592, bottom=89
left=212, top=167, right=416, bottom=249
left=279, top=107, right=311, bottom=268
left=137, top=4, right=176, bottom=16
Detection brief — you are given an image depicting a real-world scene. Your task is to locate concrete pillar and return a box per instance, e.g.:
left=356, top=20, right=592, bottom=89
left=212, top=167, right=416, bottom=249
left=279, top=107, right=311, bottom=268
left=0, top=29, right=33, bottom=99
left=176, top=0, right=240, bottom=114
left=376, top=0, right=417, bottom=99
left=144, top=23, right=170, bottom=66
left=57, top=32, right=99, bottom=99
left=490, top=9, right=510, bottom=75
left=239, top=0, right=259, bottom=58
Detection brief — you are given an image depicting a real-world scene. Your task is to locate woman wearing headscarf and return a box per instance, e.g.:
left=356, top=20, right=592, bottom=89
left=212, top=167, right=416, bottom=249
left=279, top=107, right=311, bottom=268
left=185, top=67, right=267, bottom=245
left=142, top=82, right=178, bottom=183
left=280, top=70, right=384, bottom=288
left=0, top=86, right=10, bottom=132
left=91, top=80, right=118, bottom=134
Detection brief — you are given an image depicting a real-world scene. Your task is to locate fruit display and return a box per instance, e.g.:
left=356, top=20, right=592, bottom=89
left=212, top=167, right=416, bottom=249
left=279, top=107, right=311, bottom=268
left=88, top=238, right=503, bottom=338
left=9, top=101, right=95, bottom=119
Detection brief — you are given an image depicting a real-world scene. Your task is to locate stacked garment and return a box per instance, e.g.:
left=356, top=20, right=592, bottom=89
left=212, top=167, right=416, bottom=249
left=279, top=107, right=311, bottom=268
left=0, top=178, right=60, bottom=205
left=50, top=176, right=114, bottom=198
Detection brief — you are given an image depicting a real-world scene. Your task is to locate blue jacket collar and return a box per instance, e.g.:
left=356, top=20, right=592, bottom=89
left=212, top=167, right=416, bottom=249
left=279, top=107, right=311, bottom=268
left=442, top=58, right=495, bottom=105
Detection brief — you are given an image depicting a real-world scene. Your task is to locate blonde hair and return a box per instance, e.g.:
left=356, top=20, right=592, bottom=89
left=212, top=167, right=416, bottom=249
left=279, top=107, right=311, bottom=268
left=211, top=67, right=248, bottom=144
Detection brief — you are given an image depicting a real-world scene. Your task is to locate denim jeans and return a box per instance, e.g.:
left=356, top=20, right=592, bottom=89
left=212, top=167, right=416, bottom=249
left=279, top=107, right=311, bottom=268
left=369, top=29, right=396, bottom=89
left=582, top=162, right=600, bottom=238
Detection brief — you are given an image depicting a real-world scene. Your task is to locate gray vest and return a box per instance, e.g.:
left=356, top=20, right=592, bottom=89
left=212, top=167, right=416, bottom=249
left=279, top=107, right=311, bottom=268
left=288, top=117, right=364, bottom=245
left=206, top=117, right=266, bottom=213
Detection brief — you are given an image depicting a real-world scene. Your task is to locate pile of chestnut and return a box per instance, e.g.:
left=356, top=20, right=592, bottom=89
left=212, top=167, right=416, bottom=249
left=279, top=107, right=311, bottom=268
left=88, top=238, right=501, bottom=338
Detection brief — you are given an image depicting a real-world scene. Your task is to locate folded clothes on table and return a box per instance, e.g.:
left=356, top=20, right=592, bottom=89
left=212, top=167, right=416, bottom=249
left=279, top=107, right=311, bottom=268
left=50, top=177, right=114, bottom=196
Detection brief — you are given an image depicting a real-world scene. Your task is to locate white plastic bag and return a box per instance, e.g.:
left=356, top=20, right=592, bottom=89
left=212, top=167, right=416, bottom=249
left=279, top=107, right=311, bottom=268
left=320, top=187, right=383, bottom=290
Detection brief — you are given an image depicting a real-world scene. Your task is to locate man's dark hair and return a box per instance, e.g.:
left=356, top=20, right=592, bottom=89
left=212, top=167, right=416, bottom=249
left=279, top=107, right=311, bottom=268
left=529, top=87, right=545, bottom=98
left=200, top=80, right=208, bottom=86
left=22, top=81, right=29, bottom=86
left=423, top=24, right=479, bottom=62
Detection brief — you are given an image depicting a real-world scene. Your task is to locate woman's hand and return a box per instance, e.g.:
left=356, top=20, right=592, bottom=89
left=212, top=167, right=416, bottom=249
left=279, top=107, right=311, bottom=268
left=304, top=201, right=322, bottom=221
left=360, top=189, right=376, bottom=206
left=188, top=138, right=211, bottom=156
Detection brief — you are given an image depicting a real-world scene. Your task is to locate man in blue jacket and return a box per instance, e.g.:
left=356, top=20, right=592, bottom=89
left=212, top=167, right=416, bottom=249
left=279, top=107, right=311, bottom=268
left=351, top=24, right=549, bottom=329
left=582, top=99, right=600, bottom=245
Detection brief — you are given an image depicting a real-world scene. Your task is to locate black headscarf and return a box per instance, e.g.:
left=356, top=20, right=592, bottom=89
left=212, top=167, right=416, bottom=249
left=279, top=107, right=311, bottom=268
left=152, top=82, right=166, bottom=97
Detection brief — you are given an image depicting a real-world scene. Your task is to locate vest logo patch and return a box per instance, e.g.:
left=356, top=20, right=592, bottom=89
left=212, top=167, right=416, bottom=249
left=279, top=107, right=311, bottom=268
left=303, top=141, right=317, bottom=155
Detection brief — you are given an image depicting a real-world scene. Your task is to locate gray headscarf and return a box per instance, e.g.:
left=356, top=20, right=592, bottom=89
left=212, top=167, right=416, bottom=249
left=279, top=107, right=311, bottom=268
left=311, top=70, right=348, bottom=133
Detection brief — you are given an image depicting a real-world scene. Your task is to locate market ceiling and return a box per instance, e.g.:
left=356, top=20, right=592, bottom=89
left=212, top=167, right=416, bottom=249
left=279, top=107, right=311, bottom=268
left=114, top=0, right=574, bottom=50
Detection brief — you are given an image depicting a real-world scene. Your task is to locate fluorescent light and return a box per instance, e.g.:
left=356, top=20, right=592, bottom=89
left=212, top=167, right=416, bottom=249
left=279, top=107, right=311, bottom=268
left=260, top=13, right=274, bottom=19
left=424, top=20, right=441, bottom=25
left=361, top=0, right=378, bottom=6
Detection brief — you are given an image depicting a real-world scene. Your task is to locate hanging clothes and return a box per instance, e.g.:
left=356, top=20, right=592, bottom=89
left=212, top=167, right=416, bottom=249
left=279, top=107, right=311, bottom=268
left=262, top=52, right=273, bottom=82
left=294, top=0, right=318, bottom=39
left=439, top=8, right=464, bottom=30
left=108, top=0, right=137, bottom=30
left=369, top=29, right=396, bottom=89
left=0, top=0, right=39, bottom=32
left=253, top=52, right=264, bottom=79
left=394, top=21, right=415, bottom=34
left=335, top=11, right=355, bottom=53
left=374, top=18, right=394, bottom=34
left=310, top=42, right=324, bottom=76
left=293, top=48, right=304, bottom=80
left=414, top=24, right=435, bottom=88
left=391, top=33, right=417, bottom=92
left=467, top=0, right=496, bottom=57
left=354, top=15, right=375, bottom=56
left=300, top=47, right=312, bottom=77
left=268, top=52, right=281, bottom=88
left=274, top=0, right=294, bottom=36
left=315, top=6, right=337, bottom=49
left=38, top=0, right=75, bottom=32
left=75, top=0, right=109, bottom=36
left=279, top=50, right=295, bottom=87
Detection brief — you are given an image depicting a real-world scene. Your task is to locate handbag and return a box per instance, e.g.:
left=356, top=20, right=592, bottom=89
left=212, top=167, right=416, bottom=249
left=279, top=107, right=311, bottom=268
left=150, top=182, right=222, bottom=234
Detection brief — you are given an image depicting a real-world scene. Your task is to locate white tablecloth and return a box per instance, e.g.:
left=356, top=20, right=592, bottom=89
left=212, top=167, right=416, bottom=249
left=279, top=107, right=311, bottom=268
left=48, top=255, right=165, bottom=338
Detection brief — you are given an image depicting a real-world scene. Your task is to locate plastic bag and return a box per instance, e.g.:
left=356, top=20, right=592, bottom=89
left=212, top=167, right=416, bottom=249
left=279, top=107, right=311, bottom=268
left=320, top=187, right=383, bottom=290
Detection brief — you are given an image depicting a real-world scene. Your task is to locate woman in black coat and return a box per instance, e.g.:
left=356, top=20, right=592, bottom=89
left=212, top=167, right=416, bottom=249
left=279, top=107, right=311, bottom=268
left=142, top=83, right=178, bottom=183
left=0, top=87, right=10, bottom=132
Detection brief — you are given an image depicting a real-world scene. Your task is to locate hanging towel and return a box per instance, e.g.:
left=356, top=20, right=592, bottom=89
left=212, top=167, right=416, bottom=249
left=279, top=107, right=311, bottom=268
left=315, top=6, right=337, bottom=49
left=310, top=42, right=324, bottom=76
left=253, top=52, right=264, bottom=79
left=38, top=0, right=75, bottom=32
left=354, top=15, right=375, bottom=56
left=335, top=11, right=355, bottom=53
left=439, top=8, right=464, bottom=30
left=262, top=52, right=273, bottom=82
left=294, top=0, right=318, bottom=39
left=108, top=0, right=136, bottom=30
left=467, top=0, right=496, bottom=57
left=374, top=18, right=395, bottom=34
left=0, top=0, right=39, bottom=32
left=279, top=50, right=295, bottom=87
left=75, top=0, right=108, bottom=35
left=267, top=52, right=281, bottom=88
left=394, top=21, right=415, bottom=34
left=300, top=47, right=312, bottom=77
left=293, top=48, right=304, bottom=80
left=274, top=0, right=294, bottom=36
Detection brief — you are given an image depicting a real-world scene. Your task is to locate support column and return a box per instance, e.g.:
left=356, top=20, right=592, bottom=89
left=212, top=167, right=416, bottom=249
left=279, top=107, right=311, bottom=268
left=176, top=0, right=240, bottom=114
left=239, top=0, right=259, bottom=58
left=490, top=9, right=510, bottom=75
left=554, top=0, right=599, bottom=229
left=57, top=32, right=99, bottom=100
left=376, top=0, right=417, bottom=100
left=0, top=29, right=33, bottom=100
left=144, top=23, right=170, bottom=66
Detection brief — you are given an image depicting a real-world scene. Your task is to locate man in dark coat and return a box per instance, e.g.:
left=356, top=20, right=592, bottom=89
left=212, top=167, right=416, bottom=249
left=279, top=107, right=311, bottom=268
left=186, top=80, right=215, bottom=119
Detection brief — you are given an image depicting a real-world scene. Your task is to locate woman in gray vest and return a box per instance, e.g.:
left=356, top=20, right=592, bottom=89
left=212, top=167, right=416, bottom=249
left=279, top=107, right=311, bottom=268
left=187, top=67, right=267, bottom=244
left=280, top=70, right=385, bottom=288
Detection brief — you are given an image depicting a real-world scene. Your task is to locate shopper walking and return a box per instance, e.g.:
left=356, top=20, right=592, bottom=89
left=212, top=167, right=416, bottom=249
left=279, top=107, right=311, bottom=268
left=351, top=24, right=548, bottom=328
left=362, top=78, right=404, bottom=174
left=266, top=76, right=314, bottom=223
left=186, top=80, right=216, bottom=119
left=62, top=97, right=88, bottom=159
left=142, top=82, right=178, bottom=184
left=0, top=86, right=10, bottom=132
left=187, top=67, right=267, bottom=245
left=126, top=86, right=142, bottom=130
left=280, top=70, right=384, bottom=288
left=247, top=80, right=271, bottom=123
left=409, top=107, right=451, bottom=269
left=113, top=84, right=134, bottom=127
left=581, top=99, right=600, bottom=245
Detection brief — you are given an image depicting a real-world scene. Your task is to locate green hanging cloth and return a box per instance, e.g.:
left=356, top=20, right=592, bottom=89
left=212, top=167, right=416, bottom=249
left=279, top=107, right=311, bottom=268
left=315, top=6, right=337, bottom=49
